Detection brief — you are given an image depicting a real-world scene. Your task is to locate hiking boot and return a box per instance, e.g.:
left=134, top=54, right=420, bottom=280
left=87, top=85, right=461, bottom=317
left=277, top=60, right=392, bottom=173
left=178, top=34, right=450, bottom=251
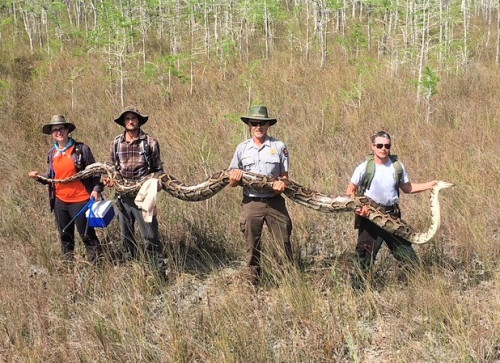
left=351, top=273, right=366, bottom=291
left=239, top=266, right=260, bottom=286
left=154, top=258, right=169, bottom=283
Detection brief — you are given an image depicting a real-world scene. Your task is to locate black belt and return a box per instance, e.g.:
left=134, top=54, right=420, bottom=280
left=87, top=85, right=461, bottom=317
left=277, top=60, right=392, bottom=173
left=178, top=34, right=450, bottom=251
left=380, top=203, right=399, bottom=214
left=116, top=191, right=138, bottom=199
left=244, top=195, right=279, bottom=202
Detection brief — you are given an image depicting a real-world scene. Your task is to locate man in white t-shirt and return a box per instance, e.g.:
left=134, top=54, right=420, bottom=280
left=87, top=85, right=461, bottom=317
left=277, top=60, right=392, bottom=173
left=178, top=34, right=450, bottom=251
left=346, top=131, right=437, bottom=288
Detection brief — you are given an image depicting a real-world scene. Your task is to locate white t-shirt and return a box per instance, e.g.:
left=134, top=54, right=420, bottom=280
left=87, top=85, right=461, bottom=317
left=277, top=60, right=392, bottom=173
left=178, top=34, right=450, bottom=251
left=350, top=159, right=409, bottom=206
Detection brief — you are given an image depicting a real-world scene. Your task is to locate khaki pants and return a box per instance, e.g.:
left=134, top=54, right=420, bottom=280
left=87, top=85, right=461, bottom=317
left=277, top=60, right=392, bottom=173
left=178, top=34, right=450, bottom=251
left=239, top=195, right=293, bottom=283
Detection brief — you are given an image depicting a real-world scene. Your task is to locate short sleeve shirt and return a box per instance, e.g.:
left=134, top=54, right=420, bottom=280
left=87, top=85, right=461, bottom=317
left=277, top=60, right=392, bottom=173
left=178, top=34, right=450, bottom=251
left=229, top=136, right=289, bottom=198
left=350, top=159, right=409, bottom=206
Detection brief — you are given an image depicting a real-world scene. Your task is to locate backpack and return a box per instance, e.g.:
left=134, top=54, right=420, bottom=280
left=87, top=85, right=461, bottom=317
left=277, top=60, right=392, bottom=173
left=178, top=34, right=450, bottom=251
left=113, top=134, right=153, bottom=173
left=357, top=154, right=403, bottom=196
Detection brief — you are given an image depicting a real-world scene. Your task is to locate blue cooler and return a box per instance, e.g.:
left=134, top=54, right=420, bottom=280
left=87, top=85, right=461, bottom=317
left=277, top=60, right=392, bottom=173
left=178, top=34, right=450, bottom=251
left=86, top=200, right=115, bottom=228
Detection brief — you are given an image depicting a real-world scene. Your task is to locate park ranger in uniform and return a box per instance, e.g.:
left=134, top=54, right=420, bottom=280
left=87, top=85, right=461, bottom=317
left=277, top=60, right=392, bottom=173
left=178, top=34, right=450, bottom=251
left=229, top=105, right=293, bottom=285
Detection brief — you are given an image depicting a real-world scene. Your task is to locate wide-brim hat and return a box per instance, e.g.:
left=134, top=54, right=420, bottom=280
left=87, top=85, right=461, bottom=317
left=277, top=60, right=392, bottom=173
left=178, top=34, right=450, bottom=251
left=42, top=115, right=76, bottom=135
left=114, top=105, right=149, bottom=126
left=240, top=105, right=277, bottom=126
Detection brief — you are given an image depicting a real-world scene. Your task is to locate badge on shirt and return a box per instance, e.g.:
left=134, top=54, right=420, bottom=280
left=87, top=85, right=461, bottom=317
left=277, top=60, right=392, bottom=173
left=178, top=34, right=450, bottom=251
left=283, top=147, right=289, bottom=157
left=270, top=148, right=277, bottom=155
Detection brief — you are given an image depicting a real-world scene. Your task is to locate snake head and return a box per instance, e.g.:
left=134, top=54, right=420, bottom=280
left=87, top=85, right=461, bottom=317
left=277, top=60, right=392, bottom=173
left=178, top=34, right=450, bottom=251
left=436, top=181, right=454, bottom=190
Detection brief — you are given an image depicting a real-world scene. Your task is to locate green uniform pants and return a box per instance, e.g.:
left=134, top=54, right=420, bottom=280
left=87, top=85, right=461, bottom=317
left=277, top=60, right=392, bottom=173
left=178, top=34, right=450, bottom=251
left=239, top=195, right=293, bottom=283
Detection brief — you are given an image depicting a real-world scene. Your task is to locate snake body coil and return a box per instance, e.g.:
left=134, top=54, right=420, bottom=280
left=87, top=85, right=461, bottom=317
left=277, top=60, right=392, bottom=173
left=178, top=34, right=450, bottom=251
left=35, top=162, right=453, bottom=244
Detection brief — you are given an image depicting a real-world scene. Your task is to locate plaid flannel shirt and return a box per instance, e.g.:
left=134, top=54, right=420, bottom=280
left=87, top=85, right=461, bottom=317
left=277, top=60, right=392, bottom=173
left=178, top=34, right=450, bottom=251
left=111, top=130, right=164, bottom=186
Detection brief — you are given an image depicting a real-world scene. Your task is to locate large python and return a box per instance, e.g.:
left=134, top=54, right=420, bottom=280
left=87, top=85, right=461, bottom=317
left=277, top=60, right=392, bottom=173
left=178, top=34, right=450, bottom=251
left=34, top=162, right=453, bottom=245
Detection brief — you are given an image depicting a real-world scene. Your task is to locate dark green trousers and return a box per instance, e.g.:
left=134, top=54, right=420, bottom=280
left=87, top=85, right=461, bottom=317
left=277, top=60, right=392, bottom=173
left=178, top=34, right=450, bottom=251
left=354, top=212, right=418, bottom=274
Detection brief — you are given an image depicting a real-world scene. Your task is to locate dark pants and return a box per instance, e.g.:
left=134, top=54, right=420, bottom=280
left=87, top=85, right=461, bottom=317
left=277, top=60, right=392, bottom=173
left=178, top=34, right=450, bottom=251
left=239, top=195, right=293, bottom=284
left=354, top=211, right=418, bottom=284
left=116, top=195, right=164, bottom=264
left=53, top=198, right=102, bottom=263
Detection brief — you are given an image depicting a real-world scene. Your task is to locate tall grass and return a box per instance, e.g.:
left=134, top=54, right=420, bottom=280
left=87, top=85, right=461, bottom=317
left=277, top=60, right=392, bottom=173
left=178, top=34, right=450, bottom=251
left=1, top=5, right=499, bottom=363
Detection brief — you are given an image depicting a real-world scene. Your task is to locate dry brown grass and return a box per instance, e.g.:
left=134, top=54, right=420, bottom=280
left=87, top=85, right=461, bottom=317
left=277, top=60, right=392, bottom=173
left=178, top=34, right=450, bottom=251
left=1, top=9, right=500, bottom=363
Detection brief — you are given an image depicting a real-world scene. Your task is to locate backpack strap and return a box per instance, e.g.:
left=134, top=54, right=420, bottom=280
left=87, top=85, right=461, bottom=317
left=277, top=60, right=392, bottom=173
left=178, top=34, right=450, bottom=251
left=73, top=141, right=85, bottom=171
left=391, top=155, right=403, bottom=192
left=357, top=155, right=375, bottom=196
left=114, top=134, right=153, bottom=173
left=141, top=135, right=153, bottom=173
left=357, top=154, right=403, bottom=195
left=113, top=135, right=122, bottom=171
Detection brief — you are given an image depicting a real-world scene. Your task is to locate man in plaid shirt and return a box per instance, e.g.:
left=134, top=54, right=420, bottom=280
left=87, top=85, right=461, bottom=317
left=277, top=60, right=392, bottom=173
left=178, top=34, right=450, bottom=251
left=106, top=106, right=166, bottom=280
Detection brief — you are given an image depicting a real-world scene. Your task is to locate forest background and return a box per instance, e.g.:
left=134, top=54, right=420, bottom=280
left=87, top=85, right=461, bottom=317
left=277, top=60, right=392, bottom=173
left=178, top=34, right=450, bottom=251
left=0, top=0, right=499, bottom=361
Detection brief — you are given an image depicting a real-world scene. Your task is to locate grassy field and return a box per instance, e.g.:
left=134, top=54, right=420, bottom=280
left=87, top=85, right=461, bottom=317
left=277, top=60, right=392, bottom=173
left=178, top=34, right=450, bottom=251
left=1, top=1, right=499, bottom=361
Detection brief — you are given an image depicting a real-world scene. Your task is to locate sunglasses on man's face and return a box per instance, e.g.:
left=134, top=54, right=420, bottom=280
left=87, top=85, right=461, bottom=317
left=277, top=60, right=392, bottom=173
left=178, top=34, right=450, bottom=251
left=249, top=121, right=268, bottom=127
left=374, top=143, right=391, bottom=150
left=51, top=126, right=67, bottom=134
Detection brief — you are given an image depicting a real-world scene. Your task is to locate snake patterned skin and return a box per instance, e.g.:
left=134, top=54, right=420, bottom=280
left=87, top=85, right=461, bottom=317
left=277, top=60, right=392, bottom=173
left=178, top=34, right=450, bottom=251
left=34, top=162, right=453, bottom=244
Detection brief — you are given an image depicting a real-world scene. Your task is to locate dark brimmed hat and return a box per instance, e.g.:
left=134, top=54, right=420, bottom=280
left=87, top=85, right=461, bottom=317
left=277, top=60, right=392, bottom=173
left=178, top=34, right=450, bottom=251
left=114, top=105, right=149, bottom=126
left=42, top=115, right=76, bottom=135
left=240, top=105, right=277, bottom=126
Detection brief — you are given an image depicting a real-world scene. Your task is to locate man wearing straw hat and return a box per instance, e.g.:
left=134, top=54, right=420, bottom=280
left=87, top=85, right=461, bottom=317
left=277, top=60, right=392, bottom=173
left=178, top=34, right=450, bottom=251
left=105, top=106, right=166, bottom=279
left=229, top=105, right=294, bottom=285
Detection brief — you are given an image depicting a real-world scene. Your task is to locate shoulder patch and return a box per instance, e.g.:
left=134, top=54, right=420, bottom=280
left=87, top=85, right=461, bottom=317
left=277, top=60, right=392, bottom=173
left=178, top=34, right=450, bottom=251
left=283, top=147, right=289, bottom=157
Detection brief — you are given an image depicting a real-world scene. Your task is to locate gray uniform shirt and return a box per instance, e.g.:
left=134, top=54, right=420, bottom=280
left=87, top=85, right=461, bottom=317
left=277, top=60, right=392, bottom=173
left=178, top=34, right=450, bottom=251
left=229, top=136, right=289, bottom=198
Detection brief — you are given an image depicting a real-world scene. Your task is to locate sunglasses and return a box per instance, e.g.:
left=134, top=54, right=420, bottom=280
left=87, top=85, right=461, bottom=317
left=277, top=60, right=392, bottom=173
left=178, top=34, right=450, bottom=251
left=249, top=121, right=268, bottom=127
left=51, top=126, right=67, bottom=133
left=374, top=143, right=391, bottom=150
